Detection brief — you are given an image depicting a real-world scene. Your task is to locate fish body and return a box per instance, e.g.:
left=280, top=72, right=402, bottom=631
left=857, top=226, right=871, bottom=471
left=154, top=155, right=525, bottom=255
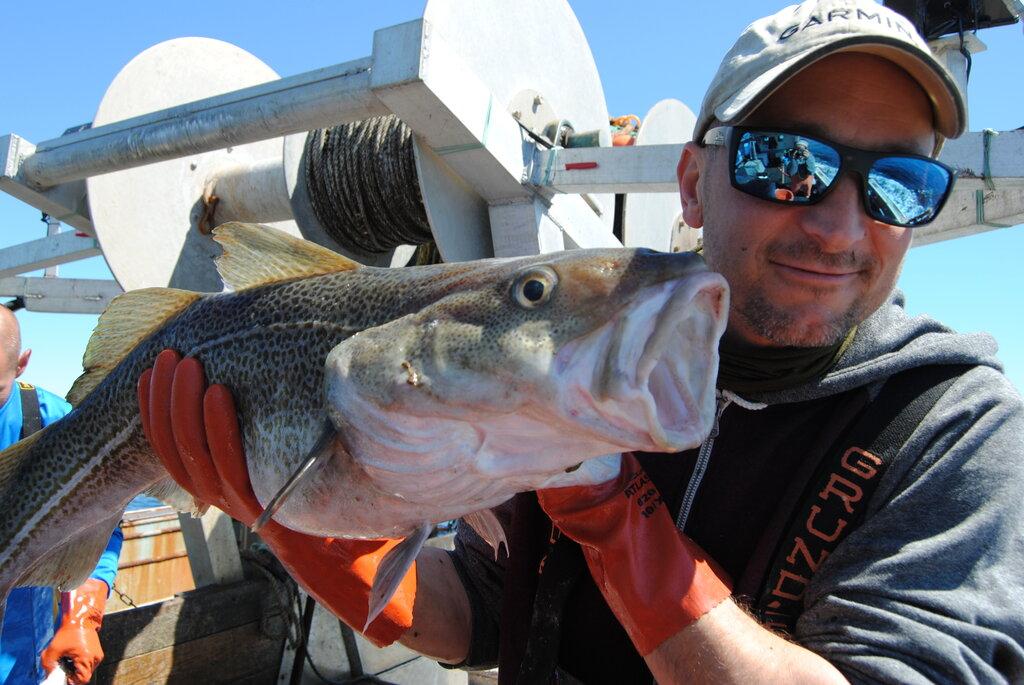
left=0, top=223, right=728, bottom=619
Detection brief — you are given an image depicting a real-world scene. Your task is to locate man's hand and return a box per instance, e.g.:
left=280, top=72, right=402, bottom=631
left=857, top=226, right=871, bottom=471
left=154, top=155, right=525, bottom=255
left=540, top=455, right=849, bottom=684
left=137, top=350, right=415, bottom=646
left=536, top=453, right=732, bottom=655
left=40, top=578, right=107, bottom=685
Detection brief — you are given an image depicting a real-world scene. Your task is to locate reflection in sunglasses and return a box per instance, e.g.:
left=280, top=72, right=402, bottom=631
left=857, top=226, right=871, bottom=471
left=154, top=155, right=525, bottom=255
left=719, top=127, right=954, bottom=228
left=735, top=133, right=830, bottom=203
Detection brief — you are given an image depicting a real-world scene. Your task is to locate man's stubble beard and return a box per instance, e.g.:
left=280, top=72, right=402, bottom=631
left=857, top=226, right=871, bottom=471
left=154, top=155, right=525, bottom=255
left=738, top=285, right=861, bottom=347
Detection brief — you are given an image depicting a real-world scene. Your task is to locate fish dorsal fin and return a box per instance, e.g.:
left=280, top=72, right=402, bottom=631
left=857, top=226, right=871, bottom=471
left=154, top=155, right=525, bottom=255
left=212, top=222, right=360, bottom=292
left=66, top=288, right=200, bottom=406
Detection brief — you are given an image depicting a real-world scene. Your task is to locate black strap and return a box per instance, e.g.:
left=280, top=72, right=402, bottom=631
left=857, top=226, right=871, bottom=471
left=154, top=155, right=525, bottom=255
left=498, top=492, right=551, bottom=685
left=18, top=381, right=42, bottom=440
left=751, top=364, right=970, bottom=631
left=499, top=494, right=588, bottom=685
left=515, top=533, right=585, bottom=684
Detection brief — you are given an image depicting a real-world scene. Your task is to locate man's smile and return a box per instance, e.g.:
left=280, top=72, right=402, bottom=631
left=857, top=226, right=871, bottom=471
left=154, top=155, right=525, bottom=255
left=769, top=259, right=862, bottom=286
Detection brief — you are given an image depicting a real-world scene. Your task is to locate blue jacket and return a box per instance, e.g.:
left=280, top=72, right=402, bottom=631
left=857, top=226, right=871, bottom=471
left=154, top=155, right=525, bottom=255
left=0, top=385, right=123, bottom=684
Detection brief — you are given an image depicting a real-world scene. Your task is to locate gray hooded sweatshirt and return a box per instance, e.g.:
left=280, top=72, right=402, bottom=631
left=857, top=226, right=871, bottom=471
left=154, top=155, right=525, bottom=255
left=450, top=291, right=1024, bottom=684
left=770, top=292, right=1024, bottom=684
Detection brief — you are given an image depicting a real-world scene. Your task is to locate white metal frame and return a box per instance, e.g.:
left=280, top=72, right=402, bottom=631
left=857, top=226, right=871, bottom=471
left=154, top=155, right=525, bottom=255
left=1, top=13, right=1021, bottom=311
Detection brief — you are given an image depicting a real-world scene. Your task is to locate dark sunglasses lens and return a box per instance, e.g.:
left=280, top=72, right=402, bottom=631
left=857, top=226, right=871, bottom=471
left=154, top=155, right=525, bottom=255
left=733, top=131, right=839, bottom=203
left=867, top=157, right=952, bottom=227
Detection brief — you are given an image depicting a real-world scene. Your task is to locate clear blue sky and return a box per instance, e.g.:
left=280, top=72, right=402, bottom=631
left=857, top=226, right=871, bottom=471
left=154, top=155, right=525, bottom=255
left=2, top=1, right=1021, bottom=397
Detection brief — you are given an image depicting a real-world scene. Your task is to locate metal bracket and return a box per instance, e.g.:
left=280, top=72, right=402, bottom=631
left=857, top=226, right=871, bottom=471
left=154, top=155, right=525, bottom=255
left=0, top=230, right=102, bottom=279
left=0, top=276, right=121, bottom=314
left=530, top=144, right=683, bottom=194
left=1, top=135, right=94, bottom=233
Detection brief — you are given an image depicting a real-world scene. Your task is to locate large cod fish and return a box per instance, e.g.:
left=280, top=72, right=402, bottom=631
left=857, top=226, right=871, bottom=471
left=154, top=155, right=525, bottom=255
left=0, top=222, right=728, bottom=625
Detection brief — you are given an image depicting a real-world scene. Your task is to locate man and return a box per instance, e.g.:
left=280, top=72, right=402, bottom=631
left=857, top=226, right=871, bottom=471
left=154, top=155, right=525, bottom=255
left=139, top=0, right=1024, bottom=682
left=786, top=140, right=816, bottom=197
left=0, top=307, right=123, bottom=685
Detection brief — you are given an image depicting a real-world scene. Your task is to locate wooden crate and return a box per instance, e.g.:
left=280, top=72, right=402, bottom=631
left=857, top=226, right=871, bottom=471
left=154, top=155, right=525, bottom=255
left=94, top=579, right=285, bottom=685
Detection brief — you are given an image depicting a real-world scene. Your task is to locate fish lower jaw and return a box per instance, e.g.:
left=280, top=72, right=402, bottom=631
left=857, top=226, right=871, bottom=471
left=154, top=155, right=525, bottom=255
left=603, top=272, right=729, bottom=452
left=639, top=352, right=714, bottom=451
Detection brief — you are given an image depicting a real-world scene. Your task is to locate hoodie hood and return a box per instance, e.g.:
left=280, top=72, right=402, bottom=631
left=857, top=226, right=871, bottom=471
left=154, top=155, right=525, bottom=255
left=748, top=290, right=1003, bottom=405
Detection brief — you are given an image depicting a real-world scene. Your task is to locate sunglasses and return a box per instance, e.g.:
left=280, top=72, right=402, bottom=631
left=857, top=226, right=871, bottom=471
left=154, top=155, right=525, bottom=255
left=702, top=126, right=956, bottom=228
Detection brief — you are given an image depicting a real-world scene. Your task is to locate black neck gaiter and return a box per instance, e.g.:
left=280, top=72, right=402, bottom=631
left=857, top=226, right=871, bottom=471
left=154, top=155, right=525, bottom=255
left=716, top=327, right=857, bottom=395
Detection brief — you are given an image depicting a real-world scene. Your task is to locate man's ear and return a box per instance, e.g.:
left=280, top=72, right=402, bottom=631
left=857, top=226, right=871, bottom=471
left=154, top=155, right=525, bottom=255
left=15, top=349, right=30, bottom=379
left=677, top=142, right=704, bottom=229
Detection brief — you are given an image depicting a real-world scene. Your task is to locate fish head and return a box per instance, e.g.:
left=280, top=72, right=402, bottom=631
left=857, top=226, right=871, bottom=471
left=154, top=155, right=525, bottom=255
left=323, top=248, right=728, bottom=506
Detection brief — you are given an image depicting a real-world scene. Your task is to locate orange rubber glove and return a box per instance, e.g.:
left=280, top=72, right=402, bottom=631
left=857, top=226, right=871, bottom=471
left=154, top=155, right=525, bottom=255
left=137, top=349, right=415, bottom=647
left=40, top=578, right=107, bottom=685
left=536, top=453, right=732, bottom=655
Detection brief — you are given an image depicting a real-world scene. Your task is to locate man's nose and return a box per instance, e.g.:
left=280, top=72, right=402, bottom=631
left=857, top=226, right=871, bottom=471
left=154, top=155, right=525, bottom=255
left=796, top=174, right=869, bottom=252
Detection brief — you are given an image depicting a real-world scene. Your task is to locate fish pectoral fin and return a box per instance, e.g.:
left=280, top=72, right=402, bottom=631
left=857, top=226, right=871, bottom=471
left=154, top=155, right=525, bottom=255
left=365, top=523, right=431, bottom=632
left=462, top=509, right=508, bottom=561
left=212, top=222, right=360, bottom=292
left=17, top=512, right=122, bottom=592
left=253, top=423, right=335, bottom=533
left=67, top=287, right=201, bottom=406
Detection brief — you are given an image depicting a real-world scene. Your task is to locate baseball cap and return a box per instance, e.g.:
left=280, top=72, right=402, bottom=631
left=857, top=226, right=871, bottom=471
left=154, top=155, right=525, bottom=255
left=694, top=0, right=966, bottom=146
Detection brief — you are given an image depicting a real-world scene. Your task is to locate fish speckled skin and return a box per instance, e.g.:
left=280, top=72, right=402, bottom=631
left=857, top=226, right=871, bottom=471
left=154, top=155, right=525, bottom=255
left=0, top=223, right=728, bottom=613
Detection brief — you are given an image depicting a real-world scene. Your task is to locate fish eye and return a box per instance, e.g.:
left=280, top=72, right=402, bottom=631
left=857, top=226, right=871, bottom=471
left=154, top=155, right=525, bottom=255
left=512, top=267, right=558, bottom=308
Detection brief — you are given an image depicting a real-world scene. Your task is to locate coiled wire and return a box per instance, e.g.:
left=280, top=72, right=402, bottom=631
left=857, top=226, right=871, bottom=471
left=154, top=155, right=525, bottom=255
left=304, top=115, right=433, bottom=256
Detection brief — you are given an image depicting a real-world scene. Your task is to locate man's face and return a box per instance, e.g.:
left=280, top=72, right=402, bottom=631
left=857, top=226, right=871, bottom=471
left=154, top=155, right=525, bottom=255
left=680, top=53, right=936, bottom=348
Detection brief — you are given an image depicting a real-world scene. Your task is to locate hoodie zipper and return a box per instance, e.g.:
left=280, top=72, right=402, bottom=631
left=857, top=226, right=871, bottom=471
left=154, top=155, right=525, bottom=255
left=672, top=389, right=768, bottom=533
left=674, top=394, right=731, bottom=533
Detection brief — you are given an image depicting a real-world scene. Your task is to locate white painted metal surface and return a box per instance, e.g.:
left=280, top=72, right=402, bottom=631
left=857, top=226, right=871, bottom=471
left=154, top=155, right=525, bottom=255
left=941, top=129, right=1024, bottom=188
left=531, top=144, right=683, bottom=194
left=915, top=187, right=1024, bottom=246
left=621, top=99, right=699, bottom=252
left=412, top=0, right=615, bottom=259
left=20, top=55, right=385, bottom=189
left=0, top=1, right=1018, bottom=308
left=8, top=1, right=617, bottom=278
left=929, top=33, right=986, bottom=130
left=86, top=38, right=304, bottom=291
left=0, top=231, right=101, bottom=279
left=1, top=135, right=93, bottom=234
left=0, top=276, right=121, bottom=314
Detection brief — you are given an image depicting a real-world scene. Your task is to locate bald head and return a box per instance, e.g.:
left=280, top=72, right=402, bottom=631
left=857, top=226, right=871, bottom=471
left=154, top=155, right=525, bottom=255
left=0, top=307, right=22, bottom=376
left=0, top=308, right=31, bottom=407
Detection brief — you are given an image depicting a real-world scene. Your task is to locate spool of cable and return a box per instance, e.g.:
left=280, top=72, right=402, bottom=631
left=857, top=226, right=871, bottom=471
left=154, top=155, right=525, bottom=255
left=304, top=115, right=434, bottom=257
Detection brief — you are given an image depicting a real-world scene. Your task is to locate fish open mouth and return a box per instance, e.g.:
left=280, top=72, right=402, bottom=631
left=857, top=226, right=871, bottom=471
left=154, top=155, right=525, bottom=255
left=594, top=272, right=729, bottom=451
